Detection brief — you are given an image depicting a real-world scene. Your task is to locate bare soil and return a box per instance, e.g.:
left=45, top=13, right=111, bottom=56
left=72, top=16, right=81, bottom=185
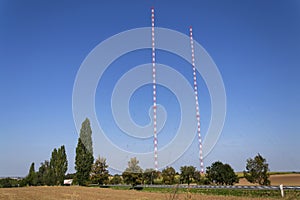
left=270, top=174, right=300, bottom=186
left=238, top=174, right=300, bottom=186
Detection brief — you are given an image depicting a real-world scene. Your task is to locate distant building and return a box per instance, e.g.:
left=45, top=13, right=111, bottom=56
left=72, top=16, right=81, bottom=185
left=63, top=179, right=73, bottom=186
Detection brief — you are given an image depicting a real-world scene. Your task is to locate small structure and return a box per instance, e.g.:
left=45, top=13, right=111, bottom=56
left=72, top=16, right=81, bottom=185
left=63, top=179, right=73, bottom=186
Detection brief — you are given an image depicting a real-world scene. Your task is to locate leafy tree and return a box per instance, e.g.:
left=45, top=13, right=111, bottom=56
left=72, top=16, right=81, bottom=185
left=122, top=157, right=143, bottom=187
left=122, top=171, right=141, bottom=187
left=36, top=160, right=51, bottom=185
left=36, top=146, right=68, bottom=186
left=222, top=164, right=239, bottom=185
left=25, top=162, right=37, bottom=186
left=56, top=145, right=68, bottom=185
left=126, top=157, right=143, bottom=173
left=110, top=174, right=122, bottom=185
left=193, top=170, right=201, bottom=184
left=0, top=178, right=11, bottom=188
left=206, top=161, right=238, bottom=185
left=80, top=118, right=93, bottom=154
left=65, top=173, right=76, bottom=179
left=75, top=118, right=94, bottom=186
left=75, top=138, right=94, bottom=186
left=91, top=156, right=109, bottom=185
left=162, top=166, right=176, bottom=185
left=244, top=153, right=270, bottom=185
left=143, top=168, right=159, bottom=185
left=193, top=170, right=209, bottom=185
left=180, top=166, right=196, bottom=185
left=0, top=178, right=12, bottom=188
left=0, top=178, right=20, bottom=188
left=49, top=148, right=58, bottom=185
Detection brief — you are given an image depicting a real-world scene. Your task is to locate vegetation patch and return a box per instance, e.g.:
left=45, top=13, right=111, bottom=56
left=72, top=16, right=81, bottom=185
left=138, top=187, right=300, bottom=199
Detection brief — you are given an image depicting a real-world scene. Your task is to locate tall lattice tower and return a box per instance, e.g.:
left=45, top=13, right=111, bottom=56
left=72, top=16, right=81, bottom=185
left=151, top=7, right=158, bottom=171
left=189, top=26, right=204, bottom=174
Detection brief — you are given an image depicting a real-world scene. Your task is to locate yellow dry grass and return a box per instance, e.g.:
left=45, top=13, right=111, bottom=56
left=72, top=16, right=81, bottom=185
left=0, top=186, right=278, bottom=200
left=0, top=174, right=299, bottom=200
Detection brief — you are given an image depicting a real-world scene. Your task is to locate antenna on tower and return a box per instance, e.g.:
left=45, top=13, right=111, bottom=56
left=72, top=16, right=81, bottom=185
left=189, top=26, right=204, bottom=174
left=151, top=7, right=158, bottom=171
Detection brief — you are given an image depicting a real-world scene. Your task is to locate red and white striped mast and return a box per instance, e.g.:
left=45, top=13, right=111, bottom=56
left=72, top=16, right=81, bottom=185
left=189, top=26, right=204, bottom=174
left=151, top=7, right=158, bottom=171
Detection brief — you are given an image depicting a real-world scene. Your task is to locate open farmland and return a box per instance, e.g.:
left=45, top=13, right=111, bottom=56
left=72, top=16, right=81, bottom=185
left=1, top=174, right=299, bottom=200
left=270, top=174, right=300, bottom=186
left=0, top=186, right=300, bottom=200
left=238, top=173, right=300, bottom=186
left=0, top=186, right=299, bottom=200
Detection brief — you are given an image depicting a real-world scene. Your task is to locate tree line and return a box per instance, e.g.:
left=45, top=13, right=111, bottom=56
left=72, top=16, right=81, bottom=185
left=73, top=154, right=270, bottom=187
left=19, top=145, right=68, bottom=186
left=74, top=118, right=271, bottom=187
left=2, top=118, right=270, bottom=188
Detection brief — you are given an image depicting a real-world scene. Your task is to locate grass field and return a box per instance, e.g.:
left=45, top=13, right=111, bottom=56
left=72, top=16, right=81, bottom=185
left=0, top=174, right=299, bottom=200
left=1, top=186, right=299, bottom=200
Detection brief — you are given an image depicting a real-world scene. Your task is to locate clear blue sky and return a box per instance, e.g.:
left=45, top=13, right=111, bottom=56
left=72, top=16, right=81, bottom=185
left=0, top=0, right=299, bottom=177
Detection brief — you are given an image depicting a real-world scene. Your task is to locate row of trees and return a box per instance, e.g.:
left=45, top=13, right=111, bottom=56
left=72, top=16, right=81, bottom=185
left=72, top=119, right=271, bottom=187
left=120, top=158, right=238, bottom=187
left=121, top=155, right=269, bottom=186
left=22, top=145, right=68, bottom=186
left=21, top=118, right=94, bottom=187
left=75, top=154, right=269, bottom=187
left=20, top=118, right=271, bottom=188
left=0, top=178, right=20, bottom=188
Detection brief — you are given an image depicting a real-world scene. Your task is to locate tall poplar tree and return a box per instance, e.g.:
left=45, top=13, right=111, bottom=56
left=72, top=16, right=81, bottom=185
left=25, top=162, right=37, bottom=186
left=75, top=118, right=94, bottom=185
left=80, top=118, right=93, bottom=154
left=49, top=145, right=68, bottom=185
left=56, top=145, right=68, bottom=185
left=50, top=148, right=58, bottom=185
